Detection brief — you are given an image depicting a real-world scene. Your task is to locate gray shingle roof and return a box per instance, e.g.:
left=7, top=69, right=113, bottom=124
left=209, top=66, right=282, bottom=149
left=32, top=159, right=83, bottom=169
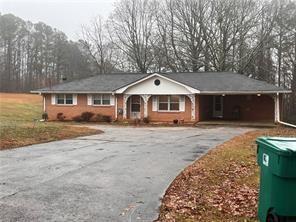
left=162, top=72, right=288, bottom=93
left=33, top=72, right=289, bottom=93
left=35, top=73, right=148, bottom=92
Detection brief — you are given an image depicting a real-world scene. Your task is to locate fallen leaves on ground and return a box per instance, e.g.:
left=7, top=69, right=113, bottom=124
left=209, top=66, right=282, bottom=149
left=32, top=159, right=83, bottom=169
left=0, top=123, right=102, bottom=150
left=157, top=127, right=296, bottom=222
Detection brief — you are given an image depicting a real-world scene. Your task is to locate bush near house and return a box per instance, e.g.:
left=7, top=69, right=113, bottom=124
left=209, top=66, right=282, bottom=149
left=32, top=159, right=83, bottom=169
left=72, top=113, right=112, bottom=123
left=143, top=117, right=150, bottom=124
left=157, top=127, right=296, bottom=222
left=95, top=114, right=112, bottom=123
left=80, top=112, right=95, bottom=121
left=0, top=93, right=101, bottom=150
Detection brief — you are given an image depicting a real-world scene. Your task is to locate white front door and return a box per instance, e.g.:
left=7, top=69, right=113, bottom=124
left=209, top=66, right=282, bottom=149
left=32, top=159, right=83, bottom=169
left=130, top=95, right=141, bottom=119
left=213, top=95, right=223, bottom=118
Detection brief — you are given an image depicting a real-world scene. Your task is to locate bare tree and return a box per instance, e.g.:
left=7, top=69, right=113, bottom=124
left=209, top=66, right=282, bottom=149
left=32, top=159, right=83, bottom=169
left=107, top=0, right=157, bottom=73
left=80, top=16, right=115, bottom=74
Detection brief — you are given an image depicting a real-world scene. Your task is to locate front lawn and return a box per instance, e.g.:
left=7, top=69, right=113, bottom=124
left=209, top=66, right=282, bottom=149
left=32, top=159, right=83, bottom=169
left=157, top=127, right=296, bottom=222
left=0, top=93, right=101, bottom=150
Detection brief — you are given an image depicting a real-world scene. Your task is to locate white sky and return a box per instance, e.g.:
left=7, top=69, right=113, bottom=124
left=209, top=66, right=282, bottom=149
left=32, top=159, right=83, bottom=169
left=0, top=0, right=117, bottom=40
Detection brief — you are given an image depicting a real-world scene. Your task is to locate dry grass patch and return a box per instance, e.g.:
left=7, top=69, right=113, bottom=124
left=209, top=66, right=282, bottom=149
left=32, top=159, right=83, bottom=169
left=157, top=127, right=296, bottom=222
left=0, top=93, right=101, bottom=150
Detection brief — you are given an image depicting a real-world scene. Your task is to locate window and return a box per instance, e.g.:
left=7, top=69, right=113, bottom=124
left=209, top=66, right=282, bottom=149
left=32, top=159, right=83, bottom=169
left=158, top=95, right=180, bottom=111
left=56, top=94, right=73, bottom=105
left=93, top=94, right=110, bottom=105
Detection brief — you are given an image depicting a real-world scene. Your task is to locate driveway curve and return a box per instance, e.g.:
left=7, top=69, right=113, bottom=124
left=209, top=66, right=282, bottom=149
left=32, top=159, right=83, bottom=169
left=0, top=126, right=252, bottom=222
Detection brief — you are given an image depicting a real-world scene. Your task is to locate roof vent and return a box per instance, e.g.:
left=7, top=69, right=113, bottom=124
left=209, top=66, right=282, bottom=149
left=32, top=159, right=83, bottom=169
left=154, top=79, right=160, bottom=86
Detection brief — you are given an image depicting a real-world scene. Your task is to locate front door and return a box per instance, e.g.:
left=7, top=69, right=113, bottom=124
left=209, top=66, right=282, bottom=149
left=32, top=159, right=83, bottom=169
left=130, top=95, right=141, bottom=119
left=213, top=95, right=223, bottom=118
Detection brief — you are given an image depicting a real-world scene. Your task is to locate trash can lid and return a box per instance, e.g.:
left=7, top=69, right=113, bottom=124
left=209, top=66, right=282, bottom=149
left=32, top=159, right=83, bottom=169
left=256, top=137, right=296, bottom=154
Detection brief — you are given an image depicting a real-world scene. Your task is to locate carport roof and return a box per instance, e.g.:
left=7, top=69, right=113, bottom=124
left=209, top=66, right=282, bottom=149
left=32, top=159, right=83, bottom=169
left=32, top=72, right=291, bottom=94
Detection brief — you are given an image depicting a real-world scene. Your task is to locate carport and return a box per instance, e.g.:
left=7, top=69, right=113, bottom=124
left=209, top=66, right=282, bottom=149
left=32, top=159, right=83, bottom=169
left=198, top=93, right=279, bottom=123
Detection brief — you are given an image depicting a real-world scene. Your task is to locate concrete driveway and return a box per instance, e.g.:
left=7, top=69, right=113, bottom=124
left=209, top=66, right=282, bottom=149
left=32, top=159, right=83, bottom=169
left=0, top=126, right=252, bottom=222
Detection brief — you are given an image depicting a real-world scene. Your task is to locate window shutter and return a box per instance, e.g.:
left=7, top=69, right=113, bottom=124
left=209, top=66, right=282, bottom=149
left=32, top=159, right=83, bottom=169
left=51, top=94, right=56, bottom=105
left=152, top=96, right=158, bottom=111
left=73, top=94, right=77, bottom=105
left=110, top=95, right=115, bottom=105
left=180, top=96, right=185, bottom=111
left=87, top=94, right=92, bottom=105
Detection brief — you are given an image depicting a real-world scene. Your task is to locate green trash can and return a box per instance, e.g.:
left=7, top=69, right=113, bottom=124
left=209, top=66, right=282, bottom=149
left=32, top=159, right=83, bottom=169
left=256, top=137, right=296, bottom=222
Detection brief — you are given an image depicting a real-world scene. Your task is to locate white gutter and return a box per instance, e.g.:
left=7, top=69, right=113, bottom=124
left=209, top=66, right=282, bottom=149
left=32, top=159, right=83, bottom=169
left=200, top=90, right=292, bottom=95
left=278, top=121, right=296, bottom=129
left=274, top=93, right=296, bottom=128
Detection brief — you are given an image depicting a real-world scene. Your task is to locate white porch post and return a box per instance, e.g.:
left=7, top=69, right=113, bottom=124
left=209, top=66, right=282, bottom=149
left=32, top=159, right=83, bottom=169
left=123, top=94, right=130, bottom=119
left=274, top=93, right=280, bottom=123
left=140, top=94, right=151, bottom=118
left=187, top=94, right=196, bottom=121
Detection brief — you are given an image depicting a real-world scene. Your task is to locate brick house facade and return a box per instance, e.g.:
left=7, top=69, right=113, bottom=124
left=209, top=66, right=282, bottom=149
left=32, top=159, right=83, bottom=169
left=33, top=72, right=291, bottom=123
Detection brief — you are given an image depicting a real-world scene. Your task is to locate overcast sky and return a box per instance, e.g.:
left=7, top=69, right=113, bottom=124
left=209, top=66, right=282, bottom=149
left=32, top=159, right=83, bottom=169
left=0, top=0, right=117, bottom=40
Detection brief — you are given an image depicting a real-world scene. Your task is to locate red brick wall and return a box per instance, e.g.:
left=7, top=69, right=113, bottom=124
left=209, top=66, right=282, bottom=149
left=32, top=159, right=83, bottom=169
left=147, top=96, right=193, bottom=122
left=44, top=94, right=116, bottom=120
left=45, top=94, right=199, bottom=122
left=44, top=93, right=276, bottom=122
left=199, top=94, right=275, bottom=122
left=223, top=95, right=274, bottom=121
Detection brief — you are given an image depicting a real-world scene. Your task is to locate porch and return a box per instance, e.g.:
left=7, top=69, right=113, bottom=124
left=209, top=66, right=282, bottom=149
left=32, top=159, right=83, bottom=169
left=121, top=94, right=196, bottom=122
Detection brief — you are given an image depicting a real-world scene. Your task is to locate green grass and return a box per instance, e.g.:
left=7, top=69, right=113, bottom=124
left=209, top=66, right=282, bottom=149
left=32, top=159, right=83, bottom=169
left=0, top=93, right=100, bottom=149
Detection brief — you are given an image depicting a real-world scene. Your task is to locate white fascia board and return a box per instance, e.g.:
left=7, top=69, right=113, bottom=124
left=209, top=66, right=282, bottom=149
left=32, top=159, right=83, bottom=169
left=199, top=90, right=292, bottom=95
left=30, top=90, right=113, bottom=94
left=115, top=73, right=200, bottom=94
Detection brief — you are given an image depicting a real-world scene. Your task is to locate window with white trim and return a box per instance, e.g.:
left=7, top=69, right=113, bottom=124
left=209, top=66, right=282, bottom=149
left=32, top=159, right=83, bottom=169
left=93, top=94, right=111, bottom=105
left=158, top=95, right=180, bottom=111
left=56, top=94, right=73, bottom=105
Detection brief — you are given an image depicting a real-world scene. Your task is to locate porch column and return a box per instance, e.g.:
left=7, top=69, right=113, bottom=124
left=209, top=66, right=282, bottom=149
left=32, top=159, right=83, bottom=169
left=187, top=94, right=196, bottom=121
left=123, top=94, right=130, bottom=119
left=140, top=94, right=151, bottom=118
left=274, top=93, right=280, bottom=123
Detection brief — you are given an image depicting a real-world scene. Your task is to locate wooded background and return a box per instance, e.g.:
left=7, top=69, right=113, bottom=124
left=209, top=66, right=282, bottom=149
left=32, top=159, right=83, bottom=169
left=0, top=0, right=295, bottom=123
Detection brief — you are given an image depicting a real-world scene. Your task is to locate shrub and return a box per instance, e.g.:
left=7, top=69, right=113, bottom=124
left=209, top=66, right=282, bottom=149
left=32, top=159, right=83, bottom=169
left=42, top=112, right=48, bottom=121
left=57, top=112, right=65, bottom=121
left=102, top=115, right=112, bottom=123
left=72, top=115, right=82, bottom=122
left=143, top=117, right=150, bottom=124
left=95, top=114, right=103, bottom=122
left=80, top=112, right=94, bottom=122
left=95, top=114, right=112, bottom=123
left=173, top=119, right=178, bottom=124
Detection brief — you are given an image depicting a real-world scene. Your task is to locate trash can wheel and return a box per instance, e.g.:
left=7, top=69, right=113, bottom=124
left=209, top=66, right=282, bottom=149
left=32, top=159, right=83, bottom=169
left=266, top=212, right=279, bottom=222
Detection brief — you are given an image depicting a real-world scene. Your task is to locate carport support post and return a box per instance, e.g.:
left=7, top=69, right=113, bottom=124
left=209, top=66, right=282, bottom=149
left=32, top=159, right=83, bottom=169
left=274, top=93, right=280, bottom=123
left=141, top=95, right=151, bottom=118
left=187, top=94, right=196, bottom=121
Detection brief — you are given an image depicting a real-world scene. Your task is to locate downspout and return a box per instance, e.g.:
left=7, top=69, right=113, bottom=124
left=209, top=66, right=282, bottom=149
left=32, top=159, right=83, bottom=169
left=114, top=93, right=118, bottom=120
left=43, top=95, right=46, bottom=112
left=40, top=93, right=45, bottom=112
left=275, top=93, right=296, bottom=128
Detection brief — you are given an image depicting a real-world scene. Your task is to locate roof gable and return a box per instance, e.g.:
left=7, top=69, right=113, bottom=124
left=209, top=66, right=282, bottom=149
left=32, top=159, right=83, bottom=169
left=115, top=73, right=200, bottom=94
